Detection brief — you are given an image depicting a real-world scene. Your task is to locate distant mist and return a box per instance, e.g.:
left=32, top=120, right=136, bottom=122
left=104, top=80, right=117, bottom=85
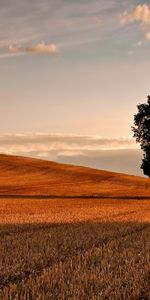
left=58, top=149, right=143, bottom=176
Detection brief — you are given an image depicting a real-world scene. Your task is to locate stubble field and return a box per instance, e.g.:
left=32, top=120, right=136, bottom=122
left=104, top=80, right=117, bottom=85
left=0, top=154, right=150, bottom=299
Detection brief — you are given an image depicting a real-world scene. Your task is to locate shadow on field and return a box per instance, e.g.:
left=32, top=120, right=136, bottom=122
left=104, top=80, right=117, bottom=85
left=0, top=194, right=150, bottom=200
left=0, top=220, right=150, bottom=299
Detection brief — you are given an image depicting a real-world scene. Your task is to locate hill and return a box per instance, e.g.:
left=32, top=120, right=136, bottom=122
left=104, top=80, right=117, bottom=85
left=0, top=154, right=150, bottom=198
left=1, top=154, right=150, bottom=299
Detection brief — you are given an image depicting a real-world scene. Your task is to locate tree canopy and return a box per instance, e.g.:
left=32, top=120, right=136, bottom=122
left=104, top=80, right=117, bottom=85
left=132, top=95, right=150, bottom=178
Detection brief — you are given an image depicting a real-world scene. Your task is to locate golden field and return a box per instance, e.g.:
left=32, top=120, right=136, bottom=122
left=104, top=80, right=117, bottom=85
left=0, top=154, right=150, bottom=299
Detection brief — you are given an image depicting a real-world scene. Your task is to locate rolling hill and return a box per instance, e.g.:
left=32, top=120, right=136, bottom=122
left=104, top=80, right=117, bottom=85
left=1, top=154, right=150, bottom=299
left=0, top=154, right=150, bottom=198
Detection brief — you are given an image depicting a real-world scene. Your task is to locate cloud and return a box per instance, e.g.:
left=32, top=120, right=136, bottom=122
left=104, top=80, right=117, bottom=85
left=0, top=0, right=121, bottom=57
left=0, top=133, right=138, bottom=158
left=9, top=45, right=20, bottom=53
left=8, top=42, right=59, bottom=55
left=27, top=43, right=58, bottom=54
left=120, top=4, right=150, bottom=43
left=0, top=133, right=141, bottom=176
left=0, top=52, right=25, bottom=59
left=134, top=41, right=142, bottom=47
left=146, top=31, right=150, bottom=40
left=120, top=4, right=150, bottom=25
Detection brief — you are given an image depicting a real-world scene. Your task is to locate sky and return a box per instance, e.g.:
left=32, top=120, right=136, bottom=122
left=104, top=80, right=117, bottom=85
left=0, top=0, right=150, bottom=175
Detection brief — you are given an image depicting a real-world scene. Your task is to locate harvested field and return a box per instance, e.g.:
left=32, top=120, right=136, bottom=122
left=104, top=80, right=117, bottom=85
left=0, top=155, right=150, bottom=299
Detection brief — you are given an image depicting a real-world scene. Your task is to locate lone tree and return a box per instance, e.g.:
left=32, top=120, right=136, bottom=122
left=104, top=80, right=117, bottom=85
left=132, top=95, right=150, bottom=178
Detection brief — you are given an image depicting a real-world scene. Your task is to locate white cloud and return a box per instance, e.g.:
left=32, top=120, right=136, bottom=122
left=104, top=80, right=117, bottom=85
left=8, top=42, right=59, bottom=55
left=120, top=4, right=150, bottom=42
left=0, top=0, right=121, bottom=57
left=27, top=42, right=58, bottom=54
left=120, top=4, right=150, bottom=25
left=134, top=41, right=142, bottom=47
left=146, top=31, right=150, bottom=40
left=0, top=133, right=138, bottom=160
left=9, top=45, right=20, bottom=53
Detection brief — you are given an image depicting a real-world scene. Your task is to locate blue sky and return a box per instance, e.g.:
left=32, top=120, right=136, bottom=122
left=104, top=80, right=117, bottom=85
left=0, top=0, right=150, bottom=174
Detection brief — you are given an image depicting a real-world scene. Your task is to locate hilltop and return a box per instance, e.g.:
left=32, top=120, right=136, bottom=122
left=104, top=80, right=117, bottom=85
left=0, top=154, right=149, bottom=198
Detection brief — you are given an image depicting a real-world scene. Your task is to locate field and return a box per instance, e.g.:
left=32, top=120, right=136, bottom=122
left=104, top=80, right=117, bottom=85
left=0, top=154, right=150, bottom=299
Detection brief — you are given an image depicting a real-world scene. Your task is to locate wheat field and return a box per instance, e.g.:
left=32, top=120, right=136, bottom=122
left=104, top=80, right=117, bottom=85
left=0, top=154, right=150, bottom=299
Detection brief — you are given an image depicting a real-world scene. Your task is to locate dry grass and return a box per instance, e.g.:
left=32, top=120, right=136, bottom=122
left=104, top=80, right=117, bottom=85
left=0, top=154, right=150, bottom=299
left=0, top=154, right=150, bottom=198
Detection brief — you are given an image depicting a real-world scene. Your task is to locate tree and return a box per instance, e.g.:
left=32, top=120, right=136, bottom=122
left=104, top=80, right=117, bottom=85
left=132, top=95, right=150, bottom=178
